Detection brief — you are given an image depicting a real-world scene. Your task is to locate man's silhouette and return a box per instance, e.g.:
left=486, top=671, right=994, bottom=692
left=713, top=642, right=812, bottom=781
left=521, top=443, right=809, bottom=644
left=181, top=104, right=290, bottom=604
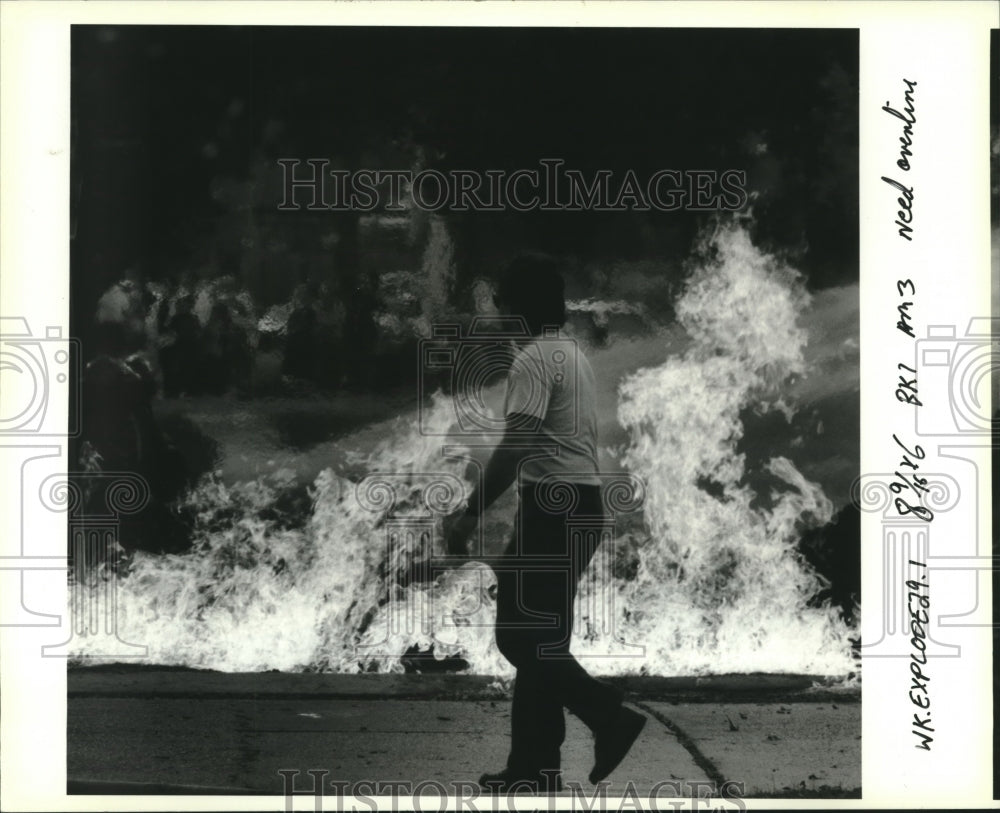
left=444, top=255, right=646, bottom=794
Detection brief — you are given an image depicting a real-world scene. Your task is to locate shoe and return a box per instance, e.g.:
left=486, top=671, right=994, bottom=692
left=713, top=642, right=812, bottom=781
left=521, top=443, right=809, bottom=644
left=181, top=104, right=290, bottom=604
left=589, top=705, right=647, bottom=784
left=478, top=767, right=563, bottom=794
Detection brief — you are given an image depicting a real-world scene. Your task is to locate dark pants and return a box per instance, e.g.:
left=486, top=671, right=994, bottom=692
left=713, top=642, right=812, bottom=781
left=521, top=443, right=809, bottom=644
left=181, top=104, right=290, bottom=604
left=495, top=482, right=623, bottom=774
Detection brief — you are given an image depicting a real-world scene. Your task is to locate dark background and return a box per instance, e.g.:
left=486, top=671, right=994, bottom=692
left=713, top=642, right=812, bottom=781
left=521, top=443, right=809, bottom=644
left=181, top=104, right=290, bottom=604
left=71, top=26, right=859, bottom=366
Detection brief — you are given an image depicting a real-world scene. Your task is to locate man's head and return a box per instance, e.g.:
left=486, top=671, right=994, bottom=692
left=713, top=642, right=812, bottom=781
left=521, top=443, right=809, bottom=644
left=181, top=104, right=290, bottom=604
left=495, top=254, right=566, bottom=337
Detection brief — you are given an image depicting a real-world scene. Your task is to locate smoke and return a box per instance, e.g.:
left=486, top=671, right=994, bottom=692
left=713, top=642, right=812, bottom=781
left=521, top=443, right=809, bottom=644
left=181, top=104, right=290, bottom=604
left=420, top=215, right=456, bottom=324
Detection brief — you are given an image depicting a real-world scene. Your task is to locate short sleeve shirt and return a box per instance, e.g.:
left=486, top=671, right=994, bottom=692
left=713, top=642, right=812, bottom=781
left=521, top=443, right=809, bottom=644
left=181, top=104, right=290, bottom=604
left=504, top=337, right=600, bottom=485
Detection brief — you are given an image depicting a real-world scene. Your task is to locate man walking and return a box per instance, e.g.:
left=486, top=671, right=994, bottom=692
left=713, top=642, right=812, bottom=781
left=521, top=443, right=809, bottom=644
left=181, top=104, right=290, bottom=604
left=444, top=255, right=646, bottom=794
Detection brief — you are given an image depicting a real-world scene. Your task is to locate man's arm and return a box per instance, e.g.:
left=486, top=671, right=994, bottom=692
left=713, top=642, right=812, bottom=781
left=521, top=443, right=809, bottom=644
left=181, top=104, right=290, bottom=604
left=465, top=412, right=545, bottom=516
left=443, top=412, right=548, bottom=556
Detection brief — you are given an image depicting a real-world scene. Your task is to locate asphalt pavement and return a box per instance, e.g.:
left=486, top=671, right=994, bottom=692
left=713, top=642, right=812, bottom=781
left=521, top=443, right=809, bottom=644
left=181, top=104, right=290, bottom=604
left=67, top=668, right=860, bottom=800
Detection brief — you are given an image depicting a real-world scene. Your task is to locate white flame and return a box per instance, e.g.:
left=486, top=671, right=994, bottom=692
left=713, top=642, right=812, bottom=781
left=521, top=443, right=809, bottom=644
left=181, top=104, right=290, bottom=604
left=72, top=223, right=855, bottom=677
left=609, top=223, right=852, bottom=674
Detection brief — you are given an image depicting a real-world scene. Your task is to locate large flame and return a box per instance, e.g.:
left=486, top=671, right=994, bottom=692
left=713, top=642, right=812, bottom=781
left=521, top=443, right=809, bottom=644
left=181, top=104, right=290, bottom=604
left=71, top=223, right=856, bottom=676
left=611, top=223, right=852, bottom=674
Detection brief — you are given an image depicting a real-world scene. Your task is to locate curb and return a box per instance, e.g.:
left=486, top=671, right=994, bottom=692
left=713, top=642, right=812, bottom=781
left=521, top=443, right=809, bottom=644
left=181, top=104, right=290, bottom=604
left=68, top=666, right=859, bottom=702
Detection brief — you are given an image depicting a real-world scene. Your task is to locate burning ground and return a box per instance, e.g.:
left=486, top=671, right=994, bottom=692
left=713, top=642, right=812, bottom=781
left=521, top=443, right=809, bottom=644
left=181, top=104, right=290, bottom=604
left=71, top=224, right=859, bottom=678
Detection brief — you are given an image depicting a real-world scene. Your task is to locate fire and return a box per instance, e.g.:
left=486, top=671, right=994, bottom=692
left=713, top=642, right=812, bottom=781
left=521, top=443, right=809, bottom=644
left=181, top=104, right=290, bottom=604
left=611, top=223, right=853, bottom=675
left=71, top=223, right=856, bottom=677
